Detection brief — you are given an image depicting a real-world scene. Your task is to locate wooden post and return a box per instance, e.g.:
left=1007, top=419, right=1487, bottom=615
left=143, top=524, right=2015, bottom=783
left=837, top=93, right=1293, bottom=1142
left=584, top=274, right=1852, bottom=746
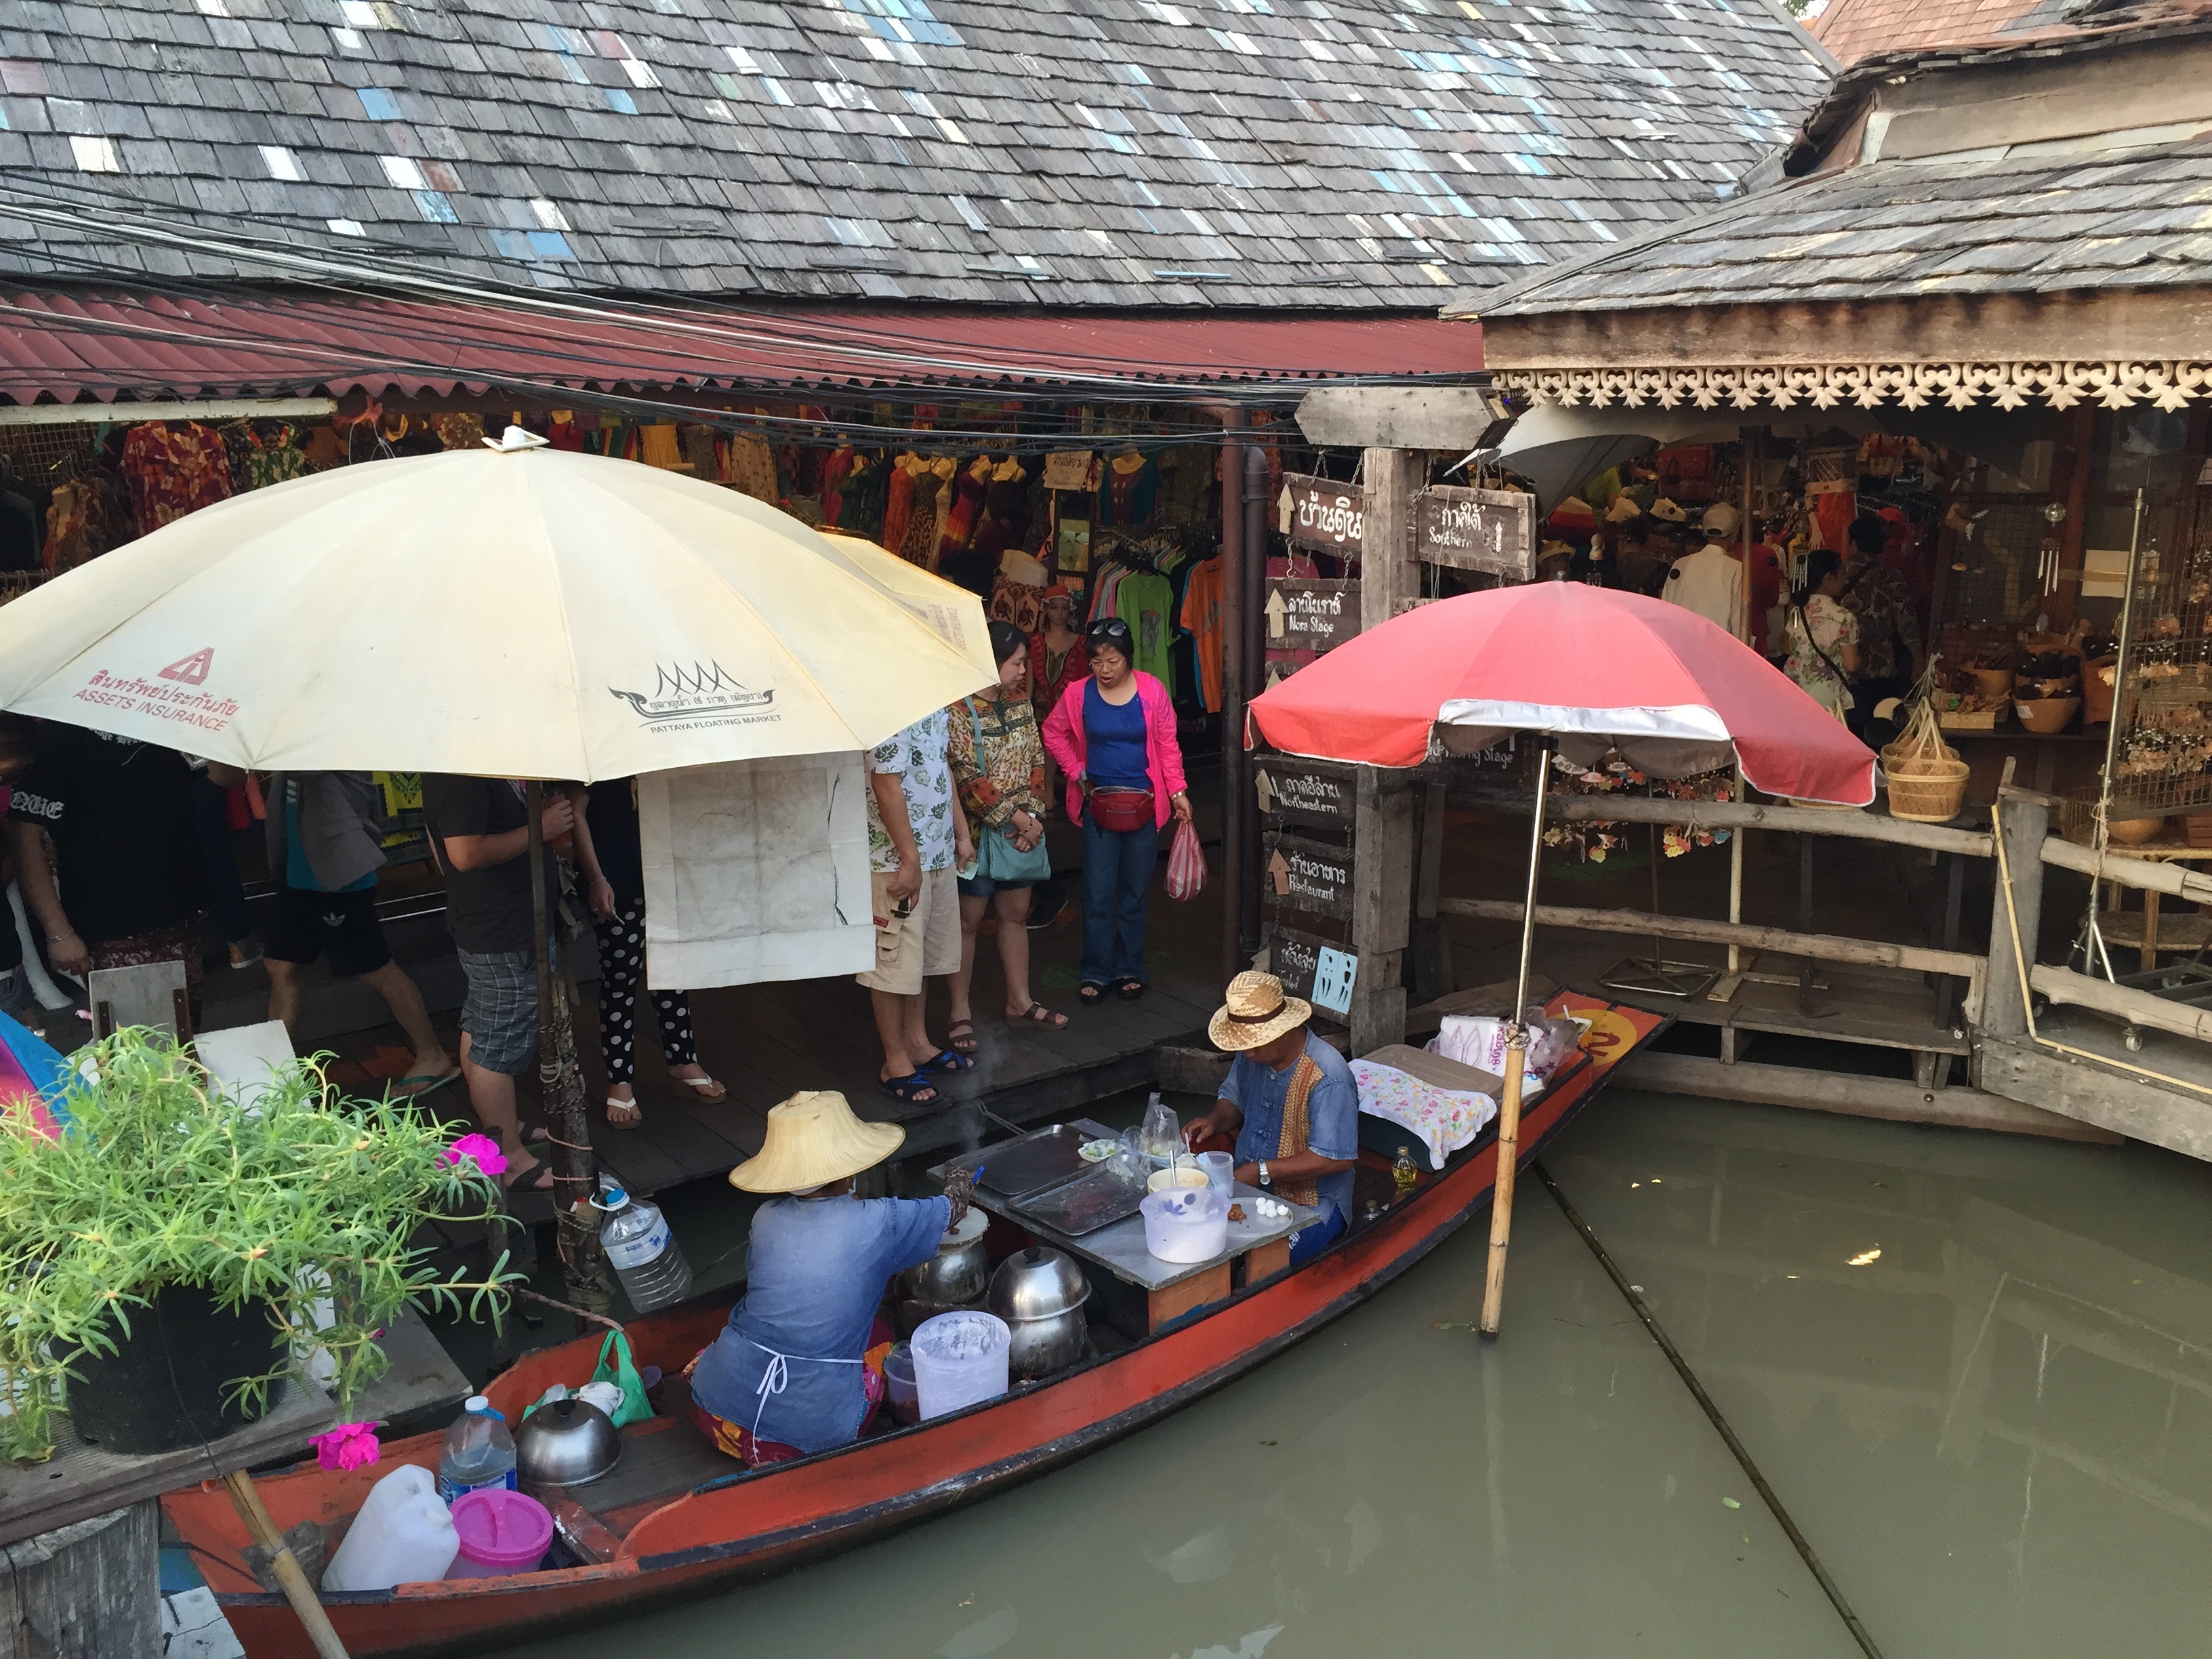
left=1360, top=447, right=1425, bottom=634
left=1241, top=443, right=1271, bottom=962
left=1409, top=780, right=1453, bottom=1002
left=1349, top=766, right=1412, bottom=1054
left=1984, top=787, right=2051, bottom=1040
left=222, top=1469, right=349, bottom=1659
left=0, top=1501, right=159, bottom=1659
left=1218, top=407, right=1248, bottom=983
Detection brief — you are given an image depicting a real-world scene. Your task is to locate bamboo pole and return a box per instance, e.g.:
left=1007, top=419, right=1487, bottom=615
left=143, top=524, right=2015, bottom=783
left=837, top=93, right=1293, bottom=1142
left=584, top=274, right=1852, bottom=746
left=221, top=1469, right=348, bottom=1659
left=1479, top=744, right=1548, bottom=1337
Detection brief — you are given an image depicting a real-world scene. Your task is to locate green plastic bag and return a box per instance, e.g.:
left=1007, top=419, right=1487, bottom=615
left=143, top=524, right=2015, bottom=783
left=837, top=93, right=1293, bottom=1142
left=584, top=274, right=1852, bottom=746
left=590, top=1330, right=654, bottom=1429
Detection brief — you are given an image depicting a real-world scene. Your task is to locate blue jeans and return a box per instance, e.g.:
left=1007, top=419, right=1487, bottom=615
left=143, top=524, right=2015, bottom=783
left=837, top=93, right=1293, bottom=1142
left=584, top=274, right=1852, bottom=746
left=1288, top=1202, right=1347, bottom=1266
left=1079, top=811, right=1158, bottom=986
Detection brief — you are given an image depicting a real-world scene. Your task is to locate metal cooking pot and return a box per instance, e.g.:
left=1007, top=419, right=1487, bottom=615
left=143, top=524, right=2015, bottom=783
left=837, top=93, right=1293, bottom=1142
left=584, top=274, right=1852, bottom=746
left=986, top=1247, right=1090, bottom=1324
left=1003, top=1305, right=1090, bottom=1382
left=900, top=1207, right=991, bottom=1305
left=514, top=1397, right=622, bottom=1489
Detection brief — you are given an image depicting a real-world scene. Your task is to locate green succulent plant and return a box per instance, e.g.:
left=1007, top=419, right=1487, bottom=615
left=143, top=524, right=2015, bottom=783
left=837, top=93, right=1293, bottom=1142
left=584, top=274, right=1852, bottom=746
left=0, top=1027, right=518, bottom=1463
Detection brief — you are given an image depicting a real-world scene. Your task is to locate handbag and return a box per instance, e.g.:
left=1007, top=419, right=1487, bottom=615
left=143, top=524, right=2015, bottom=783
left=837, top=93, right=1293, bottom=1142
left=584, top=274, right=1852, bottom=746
left=590, top=1330, right=655, bottom=1429
left=966, top=701, right=1052, bottom=884
left=1087, top=786, right=1154, bottom=833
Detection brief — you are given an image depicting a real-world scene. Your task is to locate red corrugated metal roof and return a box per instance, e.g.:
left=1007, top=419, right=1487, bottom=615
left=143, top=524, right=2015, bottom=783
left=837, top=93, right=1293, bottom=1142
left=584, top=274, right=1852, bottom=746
left=0, top=290, right=1483, bottom=405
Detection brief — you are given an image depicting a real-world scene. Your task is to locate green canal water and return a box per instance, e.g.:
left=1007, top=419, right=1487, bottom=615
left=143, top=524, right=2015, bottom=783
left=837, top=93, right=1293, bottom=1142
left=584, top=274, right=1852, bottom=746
left=490, top=1088, right=2212, bottom=1659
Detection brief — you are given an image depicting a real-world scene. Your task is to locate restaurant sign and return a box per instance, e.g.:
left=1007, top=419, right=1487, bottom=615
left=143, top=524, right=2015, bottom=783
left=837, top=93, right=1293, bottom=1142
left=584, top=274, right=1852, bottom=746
left=1279, top=473, right=1366, bottom=556
left=1264, top=579, right=1361, bottom=653
left=1415, top=485, right=1534, bottom=577
left=1263, top=832, right=1354, bottom=920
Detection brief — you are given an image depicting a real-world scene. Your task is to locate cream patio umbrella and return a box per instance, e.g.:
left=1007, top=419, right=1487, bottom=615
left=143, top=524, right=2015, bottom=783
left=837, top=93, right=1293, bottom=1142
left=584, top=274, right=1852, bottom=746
left=0, top=437, right=996, bottom=774
left=0, top=433, right=994, bottom=1321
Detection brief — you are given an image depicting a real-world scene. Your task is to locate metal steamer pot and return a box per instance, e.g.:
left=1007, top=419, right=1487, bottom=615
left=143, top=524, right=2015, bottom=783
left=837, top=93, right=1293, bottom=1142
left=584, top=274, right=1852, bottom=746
left=901, top=1206, right=991, bottom=1305
left=987, top=1247, right=1092, bottom=1382
left=514, top=1397, right=622, bottom=1489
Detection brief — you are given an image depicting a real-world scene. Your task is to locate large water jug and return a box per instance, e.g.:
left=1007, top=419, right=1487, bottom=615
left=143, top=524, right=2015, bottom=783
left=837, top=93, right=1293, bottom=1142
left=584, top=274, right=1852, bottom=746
left=909, top=1311, right=1010, bottom=1420
left=436, top=1395, right=516, bottom=1502
left=323, top=1469, right=458, bottom=1590
left=321, top=1465, right=441, bottom=1591
left=600, top=1187, right=694, bottom=1313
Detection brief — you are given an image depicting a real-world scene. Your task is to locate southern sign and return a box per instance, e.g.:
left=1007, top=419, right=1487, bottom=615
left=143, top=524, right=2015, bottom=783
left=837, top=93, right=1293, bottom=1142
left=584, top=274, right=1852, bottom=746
left=1254, top=756, right=1357, bottom=829
left=1263, top=832, right=1354, bottom=920
left=1279, top=473, right=1366, bottom=556
left=1265, top=578, right=1361, bottom=653
left=1416, top=485, right=1535, bottom=578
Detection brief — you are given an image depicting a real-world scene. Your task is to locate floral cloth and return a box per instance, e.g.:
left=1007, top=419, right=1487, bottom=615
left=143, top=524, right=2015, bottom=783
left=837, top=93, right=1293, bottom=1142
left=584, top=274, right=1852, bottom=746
left=864, top=709, right=956, bottom=872
left=119, top=422, right=232, bottom=534
left=1842, top=561, right=1921, bottom=684
left=243, top=425, right=309, bottom=490
left=1349, top=1059, right=1499, bottom=1172
left=947, top=692, right=1046, bottom=836
left=1785, top=594, right=1859, bottom=718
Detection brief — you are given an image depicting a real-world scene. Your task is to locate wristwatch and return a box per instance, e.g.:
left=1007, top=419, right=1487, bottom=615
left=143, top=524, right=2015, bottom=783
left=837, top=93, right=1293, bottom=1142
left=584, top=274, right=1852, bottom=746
left=1258, top=1161, right=1272, bottom=1189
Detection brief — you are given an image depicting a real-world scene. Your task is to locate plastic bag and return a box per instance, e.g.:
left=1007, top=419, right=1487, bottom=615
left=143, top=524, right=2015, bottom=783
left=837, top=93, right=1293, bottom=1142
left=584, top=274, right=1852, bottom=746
left=1164, top=818, right=1208, bottom=903
left=589, top=1330, right=654, bottom=1429
left=1140, top=1093, right=1181, bottom=1164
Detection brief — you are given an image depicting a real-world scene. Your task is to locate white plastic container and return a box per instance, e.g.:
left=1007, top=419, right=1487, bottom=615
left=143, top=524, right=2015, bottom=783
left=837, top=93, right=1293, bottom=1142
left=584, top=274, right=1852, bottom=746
left=322, top=1470, right=459, bottom=1591
left=1141, top=1187, right=1229, bottom=1264
left=909, top=1311, right=1010, bottom=1420
left=436, top=1396, right=517, bottom=1502
left=1198, top=1151, right=1235, bottom=1218
left=600, top=1187, right=695, bottom=1313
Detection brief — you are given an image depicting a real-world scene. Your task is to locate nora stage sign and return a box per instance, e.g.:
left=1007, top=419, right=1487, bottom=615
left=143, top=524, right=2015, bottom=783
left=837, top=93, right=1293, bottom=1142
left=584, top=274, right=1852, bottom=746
left=1264, top=579, right=1361, bottom=653
left=1279, top=474, right=1366, bottom=556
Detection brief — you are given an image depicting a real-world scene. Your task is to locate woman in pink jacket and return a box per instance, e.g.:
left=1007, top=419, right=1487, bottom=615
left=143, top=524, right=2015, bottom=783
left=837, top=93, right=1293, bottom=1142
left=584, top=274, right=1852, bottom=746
left=1042, top=616, right=1190, bottom=1003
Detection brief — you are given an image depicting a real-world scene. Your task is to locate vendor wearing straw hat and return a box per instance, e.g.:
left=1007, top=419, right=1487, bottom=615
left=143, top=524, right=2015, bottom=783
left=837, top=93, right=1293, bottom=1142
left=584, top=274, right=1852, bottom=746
left=1181, top=971, right=1358, bottom=1264
left=686, top=1090, right=976, bottom=1467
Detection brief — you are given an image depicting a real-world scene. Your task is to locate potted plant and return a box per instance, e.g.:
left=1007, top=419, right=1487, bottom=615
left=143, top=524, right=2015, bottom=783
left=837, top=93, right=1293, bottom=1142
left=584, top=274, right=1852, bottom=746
left=0, top=1027, right=518, bottom=1462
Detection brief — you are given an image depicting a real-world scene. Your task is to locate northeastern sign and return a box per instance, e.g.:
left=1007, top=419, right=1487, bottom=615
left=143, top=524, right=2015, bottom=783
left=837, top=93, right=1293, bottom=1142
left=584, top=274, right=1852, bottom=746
left=1280, top=473, right=1366, bottom=556
left=1265, top=579, right=1361, bottom=653
left=1254, top=757, right=1357, bottom=829
left=1263, top=832, right=1354, bottom=920
left=1416, top=485, right=1535, bottom=578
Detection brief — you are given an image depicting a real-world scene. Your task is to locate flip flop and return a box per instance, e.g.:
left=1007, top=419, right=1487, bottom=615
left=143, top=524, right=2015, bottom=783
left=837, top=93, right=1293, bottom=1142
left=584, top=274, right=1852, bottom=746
left=390, top=1067, right=462, bottom=1101
left=674, top=1073, right=728, bottom=1103
left=1008, top=1002, right=1068, bottom=1030
left=922, top=1048, right=977, bottom=1074
left=878, top=1073, right=940, bottom=1105
left=502, top=1155, right=554, bottom=1193
left=605, top=1094, right=642, bottom=1130
left=945, top=1019, right=980, bottom=1054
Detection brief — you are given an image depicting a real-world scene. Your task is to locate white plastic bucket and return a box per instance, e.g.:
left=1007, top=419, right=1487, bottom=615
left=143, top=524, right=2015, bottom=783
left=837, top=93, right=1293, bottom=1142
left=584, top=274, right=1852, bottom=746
left=321, top=1468, right=458, bottom=1591
left=1141, top=1187, right=1229, bottom=1264
left=910, top=1311, right=1011, bottom=1420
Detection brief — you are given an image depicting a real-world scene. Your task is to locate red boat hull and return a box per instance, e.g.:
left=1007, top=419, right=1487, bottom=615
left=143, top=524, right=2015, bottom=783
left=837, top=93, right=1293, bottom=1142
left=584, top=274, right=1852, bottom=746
left=174, top=994, right=1661, bottom=1657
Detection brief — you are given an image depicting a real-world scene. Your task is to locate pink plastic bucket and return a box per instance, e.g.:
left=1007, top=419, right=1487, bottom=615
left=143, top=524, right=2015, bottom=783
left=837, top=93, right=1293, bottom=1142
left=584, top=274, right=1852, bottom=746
left=444, top=1489, right=553, bottom=1578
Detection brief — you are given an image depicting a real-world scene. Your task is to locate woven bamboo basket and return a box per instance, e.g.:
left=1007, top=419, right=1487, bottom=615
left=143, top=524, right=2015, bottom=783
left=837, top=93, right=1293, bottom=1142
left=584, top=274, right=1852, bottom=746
left=1884, top=758, right=1971, bottom=823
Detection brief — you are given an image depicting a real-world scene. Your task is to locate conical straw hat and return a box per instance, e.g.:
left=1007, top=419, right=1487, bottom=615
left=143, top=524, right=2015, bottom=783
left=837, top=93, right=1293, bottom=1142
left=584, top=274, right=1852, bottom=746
left=729, top=1090, right=905, bottom=1193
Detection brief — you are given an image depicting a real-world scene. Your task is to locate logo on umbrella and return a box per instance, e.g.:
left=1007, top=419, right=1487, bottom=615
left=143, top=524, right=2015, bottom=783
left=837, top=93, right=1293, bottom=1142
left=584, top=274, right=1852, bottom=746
left=609, top=661, right=775, bottom=728
left=160, top=647, right=214, bottom=685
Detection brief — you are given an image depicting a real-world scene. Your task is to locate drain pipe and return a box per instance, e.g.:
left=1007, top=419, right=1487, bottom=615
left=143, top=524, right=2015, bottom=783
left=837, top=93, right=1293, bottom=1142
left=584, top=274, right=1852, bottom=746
left=1242, top=441, right=1270, bottom=962
left=1212, top=403, right=1250, bottom=983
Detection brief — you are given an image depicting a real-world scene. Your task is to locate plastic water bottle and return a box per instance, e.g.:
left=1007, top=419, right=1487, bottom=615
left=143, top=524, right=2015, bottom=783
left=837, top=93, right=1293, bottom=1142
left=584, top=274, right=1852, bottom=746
left=600, top=1187, right=693, bottom=1313
left=436, top=1396, right=516, bottom=1502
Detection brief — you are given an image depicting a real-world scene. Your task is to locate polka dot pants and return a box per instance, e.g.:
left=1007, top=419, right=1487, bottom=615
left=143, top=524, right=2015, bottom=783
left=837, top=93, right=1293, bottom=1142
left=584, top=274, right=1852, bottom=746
left=594, top=897, right=699, bottom=1086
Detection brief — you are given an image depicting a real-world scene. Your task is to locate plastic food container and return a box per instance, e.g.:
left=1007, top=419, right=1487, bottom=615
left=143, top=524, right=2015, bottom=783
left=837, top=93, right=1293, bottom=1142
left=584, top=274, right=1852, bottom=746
left=445, top=1488, right=554, bottom=1579
left=910, top=1311, right=1011, bottom=1420
left=1141, top=1187, right=1229, bottom=1264
left=882, top=1340, right=920, bottom=1425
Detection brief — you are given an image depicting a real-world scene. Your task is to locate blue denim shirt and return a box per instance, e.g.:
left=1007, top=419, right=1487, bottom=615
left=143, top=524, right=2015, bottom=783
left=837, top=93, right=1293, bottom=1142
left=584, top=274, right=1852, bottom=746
left=1223, top=1031, right=1359, bottom=1223
left=690, top=1193, right=949, bottom=1454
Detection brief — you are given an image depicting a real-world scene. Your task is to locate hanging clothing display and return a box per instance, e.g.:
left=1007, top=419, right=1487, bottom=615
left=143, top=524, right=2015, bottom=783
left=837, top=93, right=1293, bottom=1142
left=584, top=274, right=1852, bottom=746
left=902, top=459, right=952, bottom=569
left=726, top=434, right=778, bottom=503
left=1179, top=557, right=1224, bottom=714
left=119, top=422, right=231, bottom=535
left=880, top=457, right=916, bottom=556
left=242, top=426, right=309, bottom=490
left=1114, top=567, right=1176, bottom=698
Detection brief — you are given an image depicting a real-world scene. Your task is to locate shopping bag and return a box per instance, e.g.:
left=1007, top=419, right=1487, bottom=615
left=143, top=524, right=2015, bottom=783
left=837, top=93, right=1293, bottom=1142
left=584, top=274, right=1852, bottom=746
left=590, top=1330, right=655, bottom=1428
left=1164, top=818, right=1208, bottom=902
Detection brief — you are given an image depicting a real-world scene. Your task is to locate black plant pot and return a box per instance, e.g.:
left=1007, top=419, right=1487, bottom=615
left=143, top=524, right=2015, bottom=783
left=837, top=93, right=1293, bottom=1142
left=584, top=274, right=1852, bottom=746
left=68, top=1282, right=288, bottom=1454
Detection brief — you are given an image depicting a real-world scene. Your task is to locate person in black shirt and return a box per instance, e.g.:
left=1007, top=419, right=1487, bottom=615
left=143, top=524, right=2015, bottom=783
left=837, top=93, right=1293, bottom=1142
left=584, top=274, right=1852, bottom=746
left=577, top=778, right=724, bottom=1130
left=6, top=722, right=209, bottom=1019
left=420, top=774, right=577, bottom=1192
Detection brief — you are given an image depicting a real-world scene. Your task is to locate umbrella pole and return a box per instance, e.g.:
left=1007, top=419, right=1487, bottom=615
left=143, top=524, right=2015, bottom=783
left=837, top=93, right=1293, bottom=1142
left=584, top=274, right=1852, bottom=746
left=1480, top=741, right=1548, bottom=1337
left=526, top=783, right=613, bottom=1317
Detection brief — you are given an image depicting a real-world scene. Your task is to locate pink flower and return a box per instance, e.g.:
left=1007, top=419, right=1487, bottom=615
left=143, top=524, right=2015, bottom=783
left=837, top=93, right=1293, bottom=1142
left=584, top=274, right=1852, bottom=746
left=441, top=1132, right=508, bottom=1178
left=312, top=1422, right=381, bottom=1473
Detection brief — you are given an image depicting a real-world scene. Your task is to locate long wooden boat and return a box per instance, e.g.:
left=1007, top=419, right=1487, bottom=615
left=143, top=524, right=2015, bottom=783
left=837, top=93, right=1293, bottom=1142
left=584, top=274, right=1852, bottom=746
left=166, top=993, right=1664, bottom=1657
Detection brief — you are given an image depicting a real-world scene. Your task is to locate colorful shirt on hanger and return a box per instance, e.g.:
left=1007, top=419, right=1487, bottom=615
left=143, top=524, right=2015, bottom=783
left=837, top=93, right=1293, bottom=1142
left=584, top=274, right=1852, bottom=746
left=119, top=422, right=232, bottom=534
left=1115, top=569, right=1176, bottom=699
left=243, top=426, right=309, bottom=490
left=1179, top=558, right=1224, bottom=714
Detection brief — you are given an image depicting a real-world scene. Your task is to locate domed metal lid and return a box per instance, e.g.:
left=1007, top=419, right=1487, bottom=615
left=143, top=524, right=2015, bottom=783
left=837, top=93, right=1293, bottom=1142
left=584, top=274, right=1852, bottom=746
left=986, top=1246, right=1091, bottom=1322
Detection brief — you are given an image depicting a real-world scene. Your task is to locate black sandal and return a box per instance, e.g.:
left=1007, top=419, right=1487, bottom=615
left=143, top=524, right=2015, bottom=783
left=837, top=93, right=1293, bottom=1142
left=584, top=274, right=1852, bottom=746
left=945, top=1018, right=979, bottom=1054
left=922, top=1048, right=977, bottom=1074
left=878, top=1073, right=941, bottom=1105
left=1078, top=981, right=1107, bottom=1004
left=1116, top=978, right=1147, bottom=1001
left=1008, top=1002, right=1069, bottom=1030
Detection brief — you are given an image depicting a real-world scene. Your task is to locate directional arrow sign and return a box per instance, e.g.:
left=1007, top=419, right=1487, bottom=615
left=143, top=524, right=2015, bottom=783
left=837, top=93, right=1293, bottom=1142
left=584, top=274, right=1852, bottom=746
left=1265, top=588, right=1288, bottom=640
left=1267, top=848, right=1291, bottom=897
left=1254, top=768, right=1276, bottom=813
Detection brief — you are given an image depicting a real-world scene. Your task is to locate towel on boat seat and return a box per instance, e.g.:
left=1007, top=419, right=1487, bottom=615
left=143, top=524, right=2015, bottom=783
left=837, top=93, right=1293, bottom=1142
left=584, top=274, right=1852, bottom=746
left=1350, top=1044, right=1511, bottom=1173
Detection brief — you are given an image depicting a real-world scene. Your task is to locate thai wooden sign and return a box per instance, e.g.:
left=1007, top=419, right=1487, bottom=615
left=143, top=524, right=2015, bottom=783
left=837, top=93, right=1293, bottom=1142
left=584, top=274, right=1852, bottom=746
left=1254, top=756, right=1357, bottom=829
left=1263, top=831, right=1354, bottom=920
left=1279, top=473, right=1366, bottom=556
left=1416, top=485, right=1534, bottom=577
left=1264, top=578, right=1361, bottom=653
left=1261, top=922, right=1362, bottom=1021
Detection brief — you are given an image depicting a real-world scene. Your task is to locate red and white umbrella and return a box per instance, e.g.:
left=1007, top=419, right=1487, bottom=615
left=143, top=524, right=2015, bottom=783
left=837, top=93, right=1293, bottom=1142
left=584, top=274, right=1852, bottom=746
left=1248, top=582, right=1875, bottom=804
left=1246, top=582, right=1877, bottom=1336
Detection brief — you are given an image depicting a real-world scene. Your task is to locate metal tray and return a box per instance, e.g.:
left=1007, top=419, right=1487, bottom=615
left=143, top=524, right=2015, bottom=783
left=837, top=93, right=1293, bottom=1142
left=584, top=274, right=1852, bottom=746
left=1012, top=1163, right=1149, bottom=1237
left=976, top=1124, right=1097, bottom=1203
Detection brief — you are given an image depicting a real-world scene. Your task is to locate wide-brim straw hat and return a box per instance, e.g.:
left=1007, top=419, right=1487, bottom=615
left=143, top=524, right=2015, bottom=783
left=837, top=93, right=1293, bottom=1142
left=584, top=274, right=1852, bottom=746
left=729, top=1090, right=905, bottom=1193
left=1208, top=970, right=1313, bottom=1052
